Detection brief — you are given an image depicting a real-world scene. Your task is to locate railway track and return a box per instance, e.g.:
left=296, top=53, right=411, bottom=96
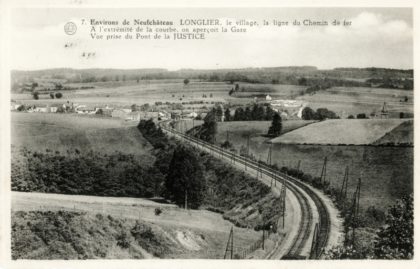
left=159, top=122, right=331, bottom=259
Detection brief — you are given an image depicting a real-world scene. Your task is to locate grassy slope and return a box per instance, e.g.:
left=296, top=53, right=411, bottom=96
left=12, top=210, right=259, bottom=259
left=271, top=119, right=408, bottom=145
left=12, top=112, right=152, bottom=157
left=373, top=120, right=414, bottom=145
left=201, top=120, right=413, bottom=211
left=214, top=120, right=315, bottom=145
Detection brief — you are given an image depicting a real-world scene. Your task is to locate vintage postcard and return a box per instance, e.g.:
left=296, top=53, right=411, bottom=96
left=0, top=1, right=418, bottom=269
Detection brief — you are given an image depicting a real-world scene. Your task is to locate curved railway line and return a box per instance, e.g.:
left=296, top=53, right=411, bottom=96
left=160, top=122, right=331, bottom=259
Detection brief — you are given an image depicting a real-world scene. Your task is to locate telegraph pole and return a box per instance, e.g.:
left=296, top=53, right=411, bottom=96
left=267, top=144, right=272, bottom=166
left=340, top=166, right=349, bottom=209
left=224, top=227, right=234, bottom=259
left=185, top=189, right=188, bottom=210
left=320, top=157, right=327, bottom=187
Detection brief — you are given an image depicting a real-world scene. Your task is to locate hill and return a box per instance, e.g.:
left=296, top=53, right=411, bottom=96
left=373, top=120, right=414, bottom=145
left=11, top=112, right=152, bottom=156
left=270, top=119, right=409, bottom=145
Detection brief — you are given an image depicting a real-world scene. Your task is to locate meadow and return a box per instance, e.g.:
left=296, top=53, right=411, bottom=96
left=11, top=112, right=152, bottom=157
left=209, top=120, right=413, bottom=212
left=296, top=86, right=413, bottom=117
left=213, top=120, right=315, bottom=145
left=271, top=119, right=409, bottom=145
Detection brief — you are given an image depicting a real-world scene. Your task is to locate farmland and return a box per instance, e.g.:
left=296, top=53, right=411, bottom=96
left=373, top=120, right=414, bottom=145
left=11, top=112, right=152, bottom=157
left=271, top=119, right=409, bottom=145
left=191, top=117, right=413, bottom=212
left=239, top=142, right=411, bottom=213
left=296, top=86, right=413, bottom=118
left=212, top=120, right=315, bottom=145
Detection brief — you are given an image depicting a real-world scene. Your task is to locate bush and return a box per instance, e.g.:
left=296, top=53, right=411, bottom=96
left=116, top=230, right=130, bottom=249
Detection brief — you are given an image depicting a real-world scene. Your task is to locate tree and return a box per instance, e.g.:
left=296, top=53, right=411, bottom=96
left=165, top=145, right=205, bottom=209
left=265, top=106, right=275, bottom=121
left=55, top=92, right=63, bottom=99
left=233, top=107, right=244, bottom=121
left=224, top=108, right=231, bottom=121
left=348, top=115, right=355, bottom=119
left=215, top=106, right=224, bottom=121
left=55, top=83, right=63, bottom=91
left=49, top=93, right=55, bottom=99
left=183, top=78, right=190, bottom=85
left=131, top=104, right=139, bottom=112
left=316, top=108, right=338, bottom=120
left=301, top=107, right=316, bottom=120
left=374, top=195, right=413, bottom=259
left=357, top=113, right=367, bottom=119
left=200, top=111, right=218, bottom=143
left=268, top=113, right=282, bottom=137
left=229, top=88, right=235, bottom=96
left=32, top=91, right=39, bottom=100
left=244, top=107, right=252, bottom=121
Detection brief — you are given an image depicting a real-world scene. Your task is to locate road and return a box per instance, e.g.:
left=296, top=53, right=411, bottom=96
left=160, top=120, right=340, bottom=259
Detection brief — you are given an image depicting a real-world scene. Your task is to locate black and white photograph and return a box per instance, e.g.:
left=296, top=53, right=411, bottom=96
left=0, top=1, right=418, bottom=268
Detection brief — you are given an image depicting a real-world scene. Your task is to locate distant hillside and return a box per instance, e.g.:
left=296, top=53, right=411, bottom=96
left=11, top=66, right=413, bottom=91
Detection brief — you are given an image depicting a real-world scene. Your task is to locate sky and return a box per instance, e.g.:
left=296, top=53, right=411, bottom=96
left=10, top=8, right=413, bottom=70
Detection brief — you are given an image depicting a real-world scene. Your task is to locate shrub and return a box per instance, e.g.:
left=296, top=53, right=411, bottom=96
left=116, top=230, right=130, bottom=249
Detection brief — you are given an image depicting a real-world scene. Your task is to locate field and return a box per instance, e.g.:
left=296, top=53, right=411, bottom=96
left=213, top=120, right=315, bottom=145
left=12, top=80, right=309, bottom=109
left=296, top=86, right=413, bottom=117
left=249, top=144, right=411, bottom=212
left=11, top=112, right=152, bottom=156
left=12, top=80, right=231, bottom=108
left=271, top=119, right=409, bottom=145
left=373, top=120, right=414, bottom=145
left=12, top=192, right=261, bottom=259
left=200, top=120, right=413, bottom=212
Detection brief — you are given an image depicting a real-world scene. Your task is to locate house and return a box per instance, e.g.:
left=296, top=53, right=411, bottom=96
left=34, top=106, right=49, bottom=113
left=111, top=109, right=128, bottom=118
left=266, top=94, right=272, bottom=101
left=75, top=105, right=97, bottom=114
left=187, top=111, right=198, bottom=118
left=126, top=112, right=141, bottom=121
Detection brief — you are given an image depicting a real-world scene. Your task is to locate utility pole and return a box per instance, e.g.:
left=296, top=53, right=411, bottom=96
left=246, top=135, right=250, bottom=158
left=262, top=230, right=265, bottom=250
left=185, top=189, right=188, bottom=210
left=224, top=227, right=234, bottom=259
left=310, top=223, right=320, bottom=258
left=340, top=166, right=349, bottom=209
left=267, top=144, right=272, bottom=166
left=282, top=175, right=286, bottom=229
left=351, top=177, right=361, bottom=246
left=320, top=157, right=327, bottom=187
